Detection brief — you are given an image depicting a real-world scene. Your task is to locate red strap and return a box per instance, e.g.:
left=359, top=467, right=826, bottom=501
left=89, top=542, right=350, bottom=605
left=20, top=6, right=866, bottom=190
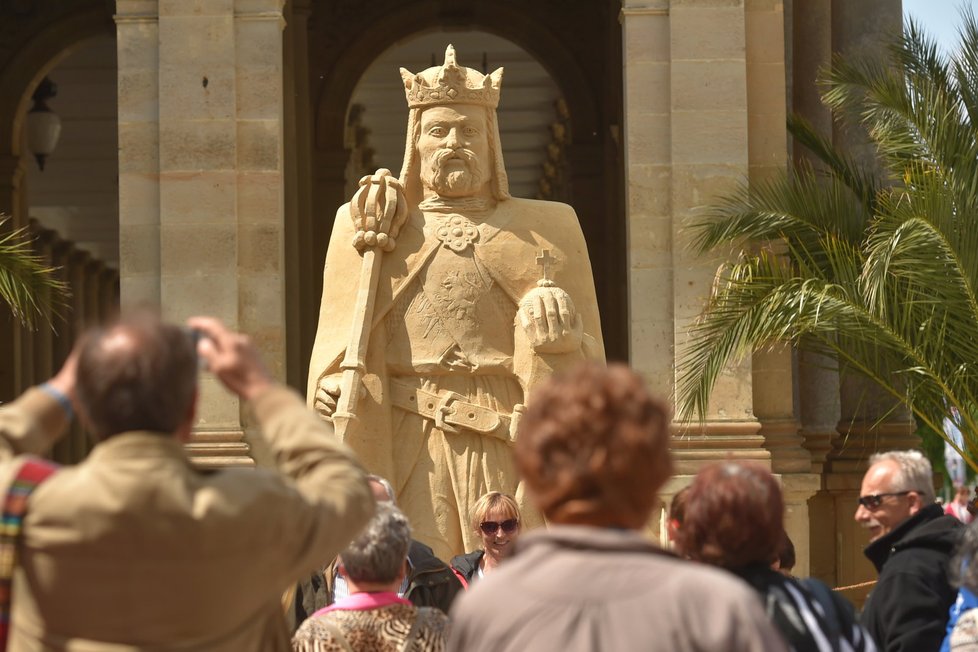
left=0, top=458, right=58, bottom=650
left=451, top=566, right=469, bottom=591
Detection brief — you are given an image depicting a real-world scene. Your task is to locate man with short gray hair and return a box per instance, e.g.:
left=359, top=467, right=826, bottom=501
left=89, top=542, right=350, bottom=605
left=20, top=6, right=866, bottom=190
left=855, top=449, right=961, bottom=651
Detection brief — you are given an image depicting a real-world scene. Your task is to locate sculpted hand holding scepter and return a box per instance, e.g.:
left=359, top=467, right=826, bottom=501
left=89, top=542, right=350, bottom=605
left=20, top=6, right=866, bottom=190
left=308, top=46, right=604, bottom=561
left=320, top=169, right=407, bottom=436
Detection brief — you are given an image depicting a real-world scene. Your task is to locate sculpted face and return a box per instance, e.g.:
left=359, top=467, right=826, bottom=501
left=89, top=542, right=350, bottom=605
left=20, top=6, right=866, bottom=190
left=418, top=105, right=490, bottom=197
left=854, top=460, right=921, bottom=543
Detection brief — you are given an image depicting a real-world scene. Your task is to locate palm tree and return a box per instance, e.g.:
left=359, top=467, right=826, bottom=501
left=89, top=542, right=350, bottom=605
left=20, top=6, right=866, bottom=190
left=677, top=14, right=978, bottom=471
left=0, top=214, right=68, bottom=330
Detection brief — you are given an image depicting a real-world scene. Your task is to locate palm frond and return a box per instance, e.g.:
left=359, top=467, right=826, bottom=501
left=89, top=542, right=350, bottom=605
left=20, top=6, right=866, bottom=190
left=0, top=216, right=69, bottom=329
left=680, top=15, right=978, bottom=470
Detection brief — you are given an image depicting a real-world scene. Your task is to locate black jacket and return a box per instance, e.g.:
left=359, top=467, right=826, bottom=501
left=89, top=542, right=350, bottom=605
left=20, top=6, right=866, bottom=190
left=450, top=550, right=485, bottom=586
left=286, top=539, right=463, bottom=633
left=861, top=502, right=962, bottom=652
left=735, top=564, right=874, bottom=652
left=403, top=540, right=465, bottom=610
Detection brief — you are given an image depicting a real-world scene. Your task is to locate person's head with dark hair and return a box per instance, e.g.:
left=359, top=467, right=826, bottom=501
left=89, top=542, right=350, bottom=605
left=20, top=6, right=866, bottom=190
left=514, top=362, right=672, bottom=529
left=668, top=486, right=691, bottom=544
left=679, top=461, right=784, bottom=570
left=75, top=310, right=198, bottom=442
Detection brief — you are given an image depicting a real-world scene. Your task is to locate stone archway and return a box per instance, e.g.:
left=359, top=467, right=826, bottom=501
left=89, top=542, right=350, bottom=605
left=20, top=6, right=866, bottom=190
left=347, top=31, right=565, bottom=202
left=294, top=0, right=625, bottom=386
left=0, top=2, right=114, bottom=221
left=0, top=1, right=115, bottom=404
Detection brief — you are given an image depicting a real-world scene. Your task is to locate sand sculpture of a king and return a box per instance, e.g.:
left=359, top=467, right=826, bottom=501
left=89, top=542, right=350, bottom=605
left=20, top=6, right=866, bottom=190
left=307, top=45, right=605, bottom=561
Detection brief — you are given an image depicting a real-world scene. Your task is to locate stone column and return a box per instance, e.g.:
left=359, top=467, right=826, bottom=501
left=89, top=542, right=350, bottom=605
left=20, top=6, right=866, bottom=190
left=116, top=0, right=289, bottom=467
left=621, top=0, right=672, bottom=404
left=116, top=0, right=162, bottom=307
left=744, top=0, right=820, bottom=576
left=622, top=0, right=772, bottom=543
left=667, top=0, right=768, bottom=472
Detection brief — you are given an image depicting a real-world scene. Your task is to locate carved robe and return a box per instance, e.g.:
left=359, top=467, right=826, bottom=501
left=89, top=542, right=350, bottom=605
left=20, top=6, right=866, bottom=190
left=308, top=197, right=604, bottom=561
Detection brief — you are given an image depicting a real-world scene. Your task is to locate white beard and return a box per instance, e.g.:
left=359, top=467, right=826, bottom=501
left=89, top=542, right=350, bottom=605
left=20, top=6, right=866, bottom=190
left=420, top=149, right=486, bottom=197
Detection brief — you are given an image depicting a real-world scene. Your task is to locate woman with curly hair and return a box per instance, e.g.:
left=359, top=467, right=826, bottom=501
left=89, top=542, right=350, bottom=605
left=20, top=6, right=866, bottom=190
left=448, top=363, right=786, bottom=652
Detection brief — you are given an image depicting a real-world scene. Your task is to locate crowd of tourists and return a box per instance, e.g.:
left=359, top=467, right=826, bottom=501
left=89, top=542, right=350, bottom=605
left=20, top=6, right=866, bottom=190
left=2, top=311, right=978, bottom=651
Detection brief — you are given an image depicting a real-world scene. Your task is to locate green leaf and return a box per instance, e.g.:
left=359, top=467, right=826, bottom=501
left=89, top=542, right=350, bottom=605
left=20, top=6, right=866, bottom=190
left=0, top=215, right=69, bottom=330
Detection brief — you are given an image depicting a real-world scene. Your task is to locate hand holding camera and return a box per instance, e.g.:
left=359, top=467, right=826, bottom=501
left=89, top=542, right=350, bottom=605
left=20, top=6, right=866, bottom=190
left=187, top=317, right=273, bottom=402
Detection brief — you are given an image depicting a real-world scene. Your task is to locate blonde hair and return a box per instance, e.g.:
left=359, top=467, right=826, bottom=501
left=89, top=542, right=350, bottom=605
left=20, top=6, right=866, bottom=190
left=470, top=491, right=521, bottom=533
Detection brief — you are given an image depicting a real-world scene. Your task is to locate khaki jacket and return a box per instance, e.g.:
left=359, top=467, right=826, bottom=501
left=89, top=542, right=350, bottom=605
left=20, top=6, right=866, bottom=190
left=448, top=526, right=789, bottom=652
left=0, top=386, right=374, bottom=652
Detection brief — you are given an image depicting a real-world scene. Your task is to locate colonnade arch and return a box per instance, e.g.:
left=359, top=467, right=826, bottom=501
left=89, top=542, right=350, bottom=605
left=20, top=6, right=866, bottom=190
left=0, top=1, right=116, bottom=408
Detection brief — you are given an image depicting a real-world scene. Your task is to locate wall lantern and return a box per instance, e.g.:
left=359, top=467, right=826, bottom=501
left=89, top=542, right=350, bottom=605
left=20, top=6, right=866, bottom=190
left=26, top=77, right=61, bottom=172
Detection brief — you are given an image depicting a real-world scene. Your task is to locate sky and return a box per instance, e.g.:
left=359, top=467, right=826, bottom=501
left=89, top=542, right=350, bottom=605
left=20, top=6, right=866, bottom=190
left=904, top=0, right=978, bottom=53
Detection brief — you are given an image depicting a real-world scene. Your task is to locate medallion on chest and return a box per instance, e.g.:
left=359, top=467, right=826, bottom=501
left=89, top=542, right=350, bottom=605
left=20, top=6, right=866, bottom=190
left=435, top=214, right=480, bottom=252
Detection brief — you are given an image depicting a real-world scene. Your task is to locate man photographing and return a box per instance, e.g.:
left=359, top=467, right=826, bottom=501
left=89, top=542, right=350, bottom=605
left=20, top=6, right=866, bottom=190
left=0, top=312, right=374, bottom=651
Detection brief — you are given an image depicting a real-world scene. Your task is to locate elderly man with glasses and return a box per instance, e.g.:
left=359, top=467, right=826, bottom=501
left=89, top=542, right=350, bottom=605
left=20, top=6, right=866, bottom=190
left=855, top=450, right=962, bottom=651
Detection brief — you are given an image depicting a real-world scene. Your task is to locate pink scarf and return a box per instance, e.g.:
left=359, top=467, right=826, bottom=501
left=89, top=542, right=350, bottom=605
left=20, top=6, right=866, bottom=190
left=311, top=591, right=412, bottom=618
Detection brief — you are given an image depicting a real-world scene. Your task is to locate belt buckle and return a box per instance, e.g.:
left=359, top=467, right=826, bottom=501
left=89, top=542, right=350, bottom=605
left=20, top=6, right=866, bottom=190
left=434, top=390, right=465, bottom=433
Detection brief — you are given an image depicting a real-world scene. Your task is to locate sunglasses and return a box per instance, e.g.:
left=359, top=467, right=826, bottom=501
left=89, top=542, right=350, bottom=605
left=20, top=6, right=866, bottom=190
left=479, top=519, right=519, bottom=535
left=857, top=490, right=915, bottom=510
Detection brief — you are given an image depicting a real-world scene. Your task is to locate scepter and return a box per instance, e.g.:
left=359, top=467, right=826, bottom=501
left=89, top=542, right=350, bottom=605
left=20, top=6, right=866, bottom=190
left=330, top=169, right=407, bottom=439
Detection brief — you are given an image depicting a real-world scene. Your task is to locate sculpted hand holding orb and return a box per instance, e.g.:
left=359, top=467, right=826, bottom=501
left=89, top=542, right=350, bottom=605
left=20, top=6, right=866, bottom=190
left=308, top=46, right=604, bottom=561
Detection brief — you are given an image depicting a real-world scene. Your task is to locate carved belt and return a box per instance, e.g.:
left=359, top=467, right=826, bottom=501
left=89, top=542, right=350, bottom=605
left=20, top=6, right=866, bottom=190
left=389, top=379, right=514, bottom=441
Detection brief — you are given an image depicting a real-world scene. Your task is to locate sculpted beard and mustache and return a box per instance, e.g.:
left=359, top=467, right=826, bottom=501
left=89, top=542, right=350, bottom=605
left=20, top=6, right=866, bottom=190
left=420, top=147, right=486, bottom=197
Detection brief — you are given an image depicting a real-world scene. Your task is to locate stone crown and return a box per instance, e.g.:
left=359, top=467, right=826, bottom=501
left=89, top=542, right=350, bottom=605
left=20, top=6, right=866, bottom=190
left=400, top=45, right=503, bottom=109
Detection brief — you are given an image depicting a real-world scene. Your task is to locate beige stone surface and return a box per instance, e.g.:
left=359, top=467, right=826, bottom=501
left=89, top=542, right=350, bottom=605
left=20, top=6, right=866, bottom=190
left=669, top=7, right=746, bottom=59
left=117, top=122, right=160, bottom=174
left=237, top=170, right=283, bottom=223
left=160, top=223, right=236, bottom=270
left=671, top=61, right=748, bottom=111
left=158, top=66, right=236, bottom=121
left=625, top=114, right=672, bottom=166
left=114, top=0, right=286, bottom=460
left=119, top=223, right=161, bottom=275
left=237, top=224, right=282, bottom=273
left=307, top=47, right=604, bottom=561
left=626, top=163, right=671, bottom=216
left=236, top=120, right=280, bottom=170
left=159, top=170, right=237, bottom=223
left=624, top=62, right=670, bottom=113
left=623, top=15, right=670, bottom=63
left=159, top=120, right=236, bottom=171
left=117, top=175, right=157, bottom=224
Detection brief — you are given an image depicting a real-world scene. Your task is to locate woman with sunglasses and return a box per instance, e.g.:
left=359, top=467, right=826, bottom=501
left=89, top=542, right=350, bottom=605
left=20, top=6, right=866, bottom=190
left=450, top=492, right=522, bottom=588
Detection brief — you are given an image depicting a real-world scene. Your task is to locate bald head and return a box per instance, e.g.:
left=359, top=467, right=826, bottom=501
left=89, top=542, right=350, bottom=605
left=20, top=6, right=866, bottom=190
left=75, top=312, right=198, bottom=441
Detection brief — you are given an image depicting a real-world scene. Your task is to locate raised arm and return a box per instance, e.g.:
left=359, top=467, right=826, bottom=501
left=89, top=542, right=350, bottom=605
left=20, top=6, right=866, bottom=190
left=0, top=347, right=77, bottom=460
left=187, top=316, right=376, bottom=571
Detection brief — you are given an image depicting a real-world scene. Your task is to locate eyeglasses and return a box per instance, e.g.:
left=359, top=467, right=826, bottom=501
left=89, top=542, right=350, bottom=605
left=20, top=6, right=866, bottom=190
left=857, top=491, right=916, bottom=510
left=479, top=519, right=519, bottom=535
